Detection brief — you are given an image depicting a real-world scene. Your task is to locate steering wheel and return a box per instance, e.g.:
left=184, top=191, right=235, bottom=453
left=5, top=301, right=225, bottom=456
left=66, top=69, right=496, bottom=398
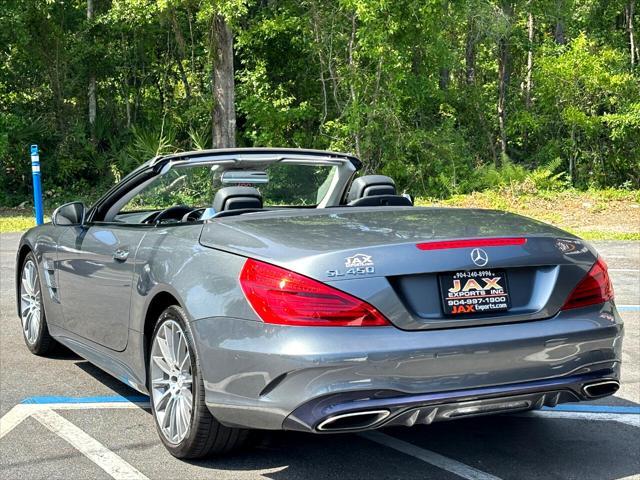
left=150, top=205, right=194, bottom=225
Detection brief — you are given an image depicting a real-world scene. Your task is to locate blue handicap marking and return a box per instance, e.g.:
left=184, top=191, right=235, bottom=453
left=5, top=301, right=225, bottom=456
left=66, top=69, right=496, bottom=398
left=21, top=394, right=150, bottom=405
left=618, top=305, right=640, bottom=312
left=543, top=404, right=640, bottom=414
left=20, top=395, right=639, bottom=416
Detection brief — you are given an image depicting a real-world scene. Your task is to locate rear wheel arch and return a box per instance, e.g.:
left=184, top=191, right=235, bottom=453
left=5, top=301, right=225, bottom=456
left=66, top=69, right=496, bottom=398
left=143, top=291, right=182, bottom=383
left=148, top=303, right=251, bottom=458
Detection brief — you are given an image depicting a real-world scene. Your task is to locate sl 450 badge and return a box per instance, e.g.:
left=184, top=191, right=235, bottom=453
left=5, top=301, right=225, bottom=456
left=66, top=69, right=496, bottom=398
left=326, top=253, right=375, bottom=277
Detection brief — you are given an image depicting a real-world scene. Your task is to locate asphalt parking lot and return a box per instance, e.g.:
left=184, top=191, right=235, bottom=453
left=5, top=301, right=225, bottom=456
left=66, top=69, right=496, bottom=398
left=1, top=232, right=638, bottom=480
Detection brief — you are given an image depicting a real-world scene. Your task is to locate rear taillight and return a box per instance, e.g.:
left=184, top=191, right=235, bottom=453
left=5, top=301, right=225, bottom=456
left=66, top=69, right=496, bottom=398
left=239, top=259, right=390, bottom=326
left=561, top=257, right=614, bottom=310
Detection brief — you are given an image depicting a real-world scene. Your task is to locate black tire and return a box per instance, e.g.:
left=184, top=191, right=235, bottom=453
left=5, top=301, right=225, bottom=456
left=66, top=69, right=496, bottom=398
left=19, top=253, right=56, bottom=356
left=148, top=305, right=251, bottom=459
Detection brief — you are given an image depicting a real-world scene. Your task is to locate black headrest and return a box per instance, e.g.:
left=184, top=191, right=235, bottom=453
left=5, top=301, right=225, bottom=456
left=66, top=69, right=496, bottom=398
left=349, top=195, right=413, bottom=207
left=213, top=187, right=263, bottom=212
left=347, top=175, right=396, bottom=203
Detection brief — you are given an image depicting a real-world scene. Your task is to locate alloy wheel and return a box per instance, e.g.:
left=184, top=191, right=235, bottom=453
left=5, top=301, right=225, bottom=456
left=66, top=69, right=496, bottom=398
left=20, top=260, right=41, bottom=345
left=150, top=319, right=194, bottom=444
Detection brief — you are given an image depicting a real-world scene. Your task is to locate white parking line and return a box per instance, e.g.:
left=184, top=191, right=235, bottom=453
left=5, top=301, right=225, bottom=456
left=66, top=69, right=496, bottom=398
left=1, top=402, right=150, bottom=480
left=360, top=431, right=502, bottom=480
left=0, top=404, right=34, bottom=440
left=519, top=410, right=640, bottom=427
left=32, top=407, right=149, bottom=480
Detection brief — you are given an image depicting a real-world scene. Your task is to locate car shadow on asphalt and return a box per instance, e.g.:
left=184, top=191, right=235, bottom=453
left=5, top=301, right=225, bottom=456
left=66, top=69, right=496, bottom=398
left=74, top=360, right=149, bottom=399
left=48, top=343, right=81, bottom=360
left=178, top=417, right=640, bottom=480
left=180, top=430, right=441, bottom=480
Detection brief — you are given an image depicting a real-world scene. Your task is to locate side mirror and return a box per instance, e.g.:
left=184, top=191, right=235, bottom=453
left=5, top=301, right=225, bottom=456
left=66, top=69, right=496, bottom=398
left=52, top=201, right=86, bottom=226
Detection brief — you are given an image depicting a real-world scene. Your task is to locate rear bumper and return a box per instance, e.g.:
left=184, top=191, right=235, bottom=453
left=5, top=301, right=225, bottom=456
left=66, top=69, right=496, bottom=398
left=189, top=302, right=623, bottom=431
left=283, top=370, right=619, bottom=432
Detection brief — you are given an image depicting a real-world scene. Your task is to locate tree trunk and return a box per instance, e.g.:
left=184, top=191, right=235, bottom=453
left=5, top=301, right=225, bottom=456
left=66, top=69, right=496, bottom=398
left=497, top=1, right=513, bottom=165
left=554, top=0, right=566, bottom=45
left=171, top=11, right=191, bottom=100
left=211, top=14, right=236, bottom=149
left=554, top=21, right=565, bottom=44
left=569, top=126, right=576, bottom=183
left=348, top=13, right=361, bottom=159
left=87, top=0, right=96, bottom=136
left=88, top=78, right=96, bottom=126
left=439, top=0, right=450, bottom=90
left=497, top=38, right=508, bottom=164
left=175, top=54, right=191, bottom=100
left=627, top=0, right=636, bottom=68
left=525, top=9, right=534, bottom=109
left=439, top=67, right=450, bottom=90
left=125, top=94, right=131, bottom=129
left=465, top=25, right=476, bottom=84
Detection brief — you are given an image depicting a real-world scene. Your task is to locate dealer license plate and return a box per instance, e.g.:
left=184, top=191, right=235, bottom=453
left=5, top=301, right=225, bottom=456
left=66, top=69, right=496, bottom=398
left=439, top=269, right=510, bottom=315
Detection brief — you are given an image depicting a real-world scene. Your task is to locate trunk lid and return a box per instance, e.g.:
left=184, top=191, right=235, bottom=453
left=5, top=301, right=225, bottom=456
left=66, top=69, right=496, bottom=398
left=200, top=207, right=598, bottom=330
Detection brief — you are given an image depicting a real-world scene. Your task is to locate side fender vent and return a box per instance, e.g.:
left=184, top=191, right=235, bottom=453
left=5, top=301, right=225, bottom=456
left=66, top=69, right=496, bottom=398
left=43, top=259, right=60, bottom=303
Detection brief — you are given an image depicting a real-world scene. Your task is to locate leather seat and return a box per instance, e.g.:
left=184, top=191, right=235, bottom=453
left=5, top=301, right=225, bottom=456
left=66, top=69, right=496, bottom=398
left=347, top=175, right=413, bottom=207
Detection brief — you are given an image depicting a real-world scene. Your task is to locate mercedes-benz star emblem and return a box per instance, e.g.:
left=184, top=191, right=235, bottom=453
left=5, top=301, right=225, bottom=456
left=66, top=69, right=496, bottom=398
left=470, top=248, right=489, bottom=267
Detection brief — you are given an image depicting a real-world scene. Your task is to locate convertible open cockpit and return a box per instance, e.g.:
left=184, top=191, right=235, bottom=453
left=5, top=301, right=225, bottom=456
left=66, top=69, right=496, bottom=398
left=86, top=149, right=413, bottom=226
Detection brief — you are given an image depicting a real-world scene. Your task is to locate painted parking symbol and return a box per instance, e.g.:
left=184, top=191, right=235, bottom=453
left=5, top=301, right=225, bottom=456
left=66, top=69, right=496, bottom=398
left=1, top=398, right=150, bottom=480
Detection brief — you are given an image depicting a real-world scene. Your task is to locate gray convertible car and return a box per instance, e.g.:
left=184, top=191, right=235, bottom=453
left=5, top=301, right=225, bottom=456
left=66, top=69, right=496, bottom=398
left=16, top=148, right=623, bottom=458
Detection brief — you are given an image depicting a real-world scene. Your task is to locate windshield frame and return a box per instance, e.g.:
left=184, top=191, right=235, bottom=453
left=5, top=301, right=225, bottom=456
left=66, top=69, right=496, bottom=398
left=90, top=150, right=358, bottom=223
left=157, top=153, right=355, bottom=208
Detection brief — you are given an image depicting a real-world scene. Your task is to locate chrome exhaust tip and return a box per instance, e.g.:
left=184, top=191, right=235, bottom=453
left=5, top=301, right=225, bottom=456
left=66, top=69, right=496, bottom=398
left=582, top=380, right=620, bottom=399
left=317, top=410, right=390, bottom=432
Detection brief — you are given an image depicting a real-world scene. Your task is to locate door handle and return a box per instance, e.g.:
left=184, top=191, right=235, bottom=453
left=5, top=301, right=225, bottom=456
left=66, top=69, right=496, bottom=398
left=113, top=247, right=129, bottom=261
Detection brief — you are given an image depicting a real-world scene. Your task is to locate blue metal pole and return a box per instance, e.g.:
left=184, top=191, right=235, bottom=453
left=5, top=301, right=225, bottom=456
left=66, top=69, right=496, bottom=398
left=30, top=144, right=44, bottom=225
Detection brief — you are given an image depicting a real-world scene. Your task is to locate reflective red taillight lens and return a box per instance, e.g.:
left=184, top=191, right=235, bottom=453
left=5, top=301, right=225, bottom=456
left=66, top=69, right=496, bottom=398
left=561, top=257, right=614, bottom=310
left=239, top=259, right=390, bottom=326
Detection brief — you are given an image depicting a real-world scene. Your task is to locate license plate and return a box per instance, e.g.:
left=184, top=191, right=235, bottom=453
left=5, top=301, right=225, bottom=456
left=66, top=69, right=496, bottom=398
left=439, top=269, right=510, bottom=315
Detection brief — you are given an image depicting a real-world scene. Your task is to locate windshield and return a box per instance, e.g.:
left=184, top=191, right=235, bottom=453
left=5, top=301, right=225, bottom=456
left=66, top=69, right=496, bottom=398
left=121, top=162, right=337, bottom=213
left=216, top=163, right=336, bottom=206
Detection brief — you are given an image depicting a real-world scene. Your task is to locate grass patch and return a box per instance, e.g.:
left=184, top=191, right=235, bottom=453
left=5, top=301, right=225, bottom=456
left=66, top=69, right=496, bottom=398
left=564, top=230, right=640, bottom=241
left=0, top=210, right=49, bottom=233
left=417, top=188, right=640, bottom=241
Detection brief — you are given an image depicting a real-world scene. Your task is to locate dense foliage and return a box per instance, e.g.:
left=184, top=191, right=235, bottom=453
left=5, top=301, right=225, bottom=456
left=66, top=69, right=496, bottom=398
left=1, top=0, right=638, bottom=207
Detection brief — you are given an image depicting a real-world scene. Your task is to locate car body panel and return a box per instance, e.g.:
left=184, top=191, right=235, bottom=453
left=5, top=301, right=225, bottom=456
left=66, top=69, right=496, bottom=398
left=200, top=207, right=597, bottom=330
left=56, top=224, right=147, bottom=351
left=16, top=225, right=64, bottom=322
left=198, top=207, right=582, bottom=264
